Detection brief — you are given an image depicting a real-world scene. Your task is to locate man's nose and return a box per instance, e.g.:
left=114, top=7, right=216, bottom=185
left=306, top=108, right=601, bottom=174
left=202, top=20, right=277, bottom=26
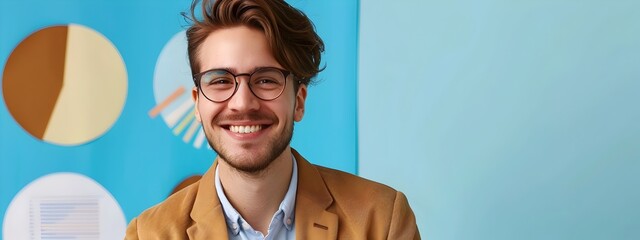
left=227, top=79, right=260, bottom=112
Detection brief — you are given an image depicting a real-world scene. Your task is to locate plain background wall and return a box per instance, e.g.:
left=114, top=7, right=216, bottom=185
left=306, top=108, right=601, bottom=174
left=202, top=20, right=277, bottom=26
left=359, top=0, right=639, bottom=239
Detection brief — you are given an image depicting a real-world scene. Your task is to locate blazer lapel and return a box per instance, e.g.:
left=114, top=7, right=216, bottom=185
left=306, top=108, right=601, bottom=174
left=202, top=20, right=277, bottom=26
left=186, top=160, right=229, bottom=239
left=293, top=149, right=338, bottom=240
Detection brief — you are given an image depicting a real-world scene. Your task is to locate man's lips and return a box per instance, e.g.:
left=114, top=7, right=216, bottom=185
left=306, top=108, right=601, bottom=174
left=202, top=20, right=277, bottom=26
left=217, top=124, right=271, bottom=141
left=227, top=124, right=263, bottom=134
left=214, top=113, right=276, bottom=135
left=219, top=122, right=273, bottom=134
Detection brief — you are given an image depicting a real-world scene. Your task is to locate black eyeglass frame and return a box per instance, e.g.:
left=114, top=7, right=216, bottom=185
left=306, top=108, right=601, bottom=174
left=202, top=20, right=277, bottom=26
left=193, top=67, right=294, bottom=103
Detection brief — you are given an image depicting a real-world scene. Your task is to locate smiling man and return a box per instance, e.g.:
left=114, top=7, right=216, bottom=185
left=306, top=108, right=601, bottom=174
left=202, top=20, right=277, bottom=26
left=125, top=0, right=419, bottom=239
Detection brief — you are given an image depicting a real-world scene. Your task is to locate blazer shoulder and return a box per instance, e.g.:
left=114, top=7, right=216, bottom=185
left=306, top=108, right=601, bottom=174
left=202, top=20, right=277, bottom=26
left=312, top=164, right=420, bottom=239
left=313, top=164, right=398, bottom=204
left=126, top=181, right=200, bottom=238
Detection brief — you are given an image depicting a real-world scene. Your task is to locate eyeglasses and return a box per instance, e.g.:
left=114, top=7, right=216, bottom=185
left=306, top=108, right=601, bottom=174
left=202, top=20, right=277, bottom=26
left=193, top=67, right=291, bottom=103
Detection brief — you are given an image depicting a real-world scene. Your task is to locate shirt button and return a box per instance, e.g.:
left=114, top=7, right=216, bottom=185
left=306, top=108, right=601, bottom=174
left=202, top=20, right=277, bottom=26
left=286, top=218, right=292, bottom=225
left=232, top=223, right=238, bottom=230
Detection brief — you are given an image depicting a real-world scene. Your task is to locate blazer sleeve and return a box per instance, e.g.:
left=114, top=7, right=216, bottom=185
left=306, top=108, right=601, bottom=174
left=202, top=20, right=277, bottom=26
left=124, top=218, right=140, bottom=240
left=388, top=191, right=421, bottom=240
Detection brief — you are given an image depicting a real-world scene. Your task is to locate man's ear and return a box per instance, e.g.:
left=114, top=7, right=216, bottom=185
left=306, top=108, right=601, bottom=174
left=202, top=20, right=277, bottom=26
left=192, top=87, right=201, bottom=123
left=294, top=84, right=307, bottom=122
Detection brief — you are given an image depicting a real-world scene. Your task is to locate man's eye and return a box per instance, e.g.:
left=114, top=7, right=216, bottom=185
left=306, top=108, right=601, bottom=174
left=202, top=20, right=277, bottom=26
left=207, top=78, right=233, bottom=85
left=255, top=78, right=278, bottom=84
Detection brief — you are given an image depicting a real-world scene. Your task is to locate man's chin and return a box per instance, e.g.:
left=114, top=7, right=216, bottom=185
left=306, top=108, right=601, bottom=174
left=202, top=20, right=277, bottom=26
left=212, top=144, right=279, bottom=174
left=219, top=153, right=275, bottom=174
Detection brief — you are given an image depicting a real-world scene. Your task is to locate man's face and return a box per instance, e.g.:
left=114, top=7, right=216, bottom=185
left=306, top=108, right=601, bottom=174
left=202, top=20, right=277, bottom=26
left=193, top=26, right=307, bottom=173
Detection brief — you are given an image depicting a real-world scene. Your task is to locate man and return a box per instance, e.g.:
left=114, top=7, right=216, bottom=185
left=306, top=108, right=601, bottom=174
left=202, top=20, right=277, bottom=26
left=126, top=0, right=419, bottom=239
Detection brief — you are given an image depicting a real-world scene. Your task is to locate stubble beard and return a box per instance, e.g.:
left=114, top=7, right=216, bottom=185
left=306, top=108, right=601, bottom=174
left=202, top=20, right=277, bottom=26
left=205, top=117, right=294, bottom=175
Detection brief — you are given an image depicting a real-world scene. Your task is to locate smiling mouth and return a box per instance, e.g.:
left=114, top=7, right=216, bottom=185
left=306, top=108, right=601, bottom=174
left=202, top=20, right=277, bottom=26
left=227, top=125, right=265, bottom=134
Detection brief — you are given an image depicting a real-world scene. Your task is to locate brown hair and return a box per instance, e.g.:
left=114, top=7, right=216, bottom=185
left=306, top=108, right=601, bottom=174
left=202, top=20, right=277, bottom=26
left=184, top=0, right=325, bottom=87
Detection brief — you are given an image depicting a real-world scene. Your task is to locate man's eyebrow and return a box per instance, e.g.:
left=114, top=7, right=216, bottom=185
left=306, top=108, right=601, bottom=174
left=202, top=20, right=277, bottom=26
left=199, top=67, right=236, bottom=74
left=220, top=67, right=235, bottom=73
left=212, top=66, right=278, bottom=74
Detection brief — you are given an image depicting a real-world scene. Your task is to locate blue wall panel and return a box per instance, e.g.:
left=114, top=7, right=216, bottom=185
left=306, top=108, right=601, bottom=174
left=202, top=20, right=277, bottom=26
left=0, top=0, right=358, bottom=237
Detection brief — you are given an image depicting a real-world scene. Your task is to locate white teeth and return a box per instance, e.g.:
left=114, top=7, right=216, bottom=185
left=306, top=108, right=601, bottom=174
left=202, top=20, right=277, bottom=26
left=229, top=125, right=262, bottom=134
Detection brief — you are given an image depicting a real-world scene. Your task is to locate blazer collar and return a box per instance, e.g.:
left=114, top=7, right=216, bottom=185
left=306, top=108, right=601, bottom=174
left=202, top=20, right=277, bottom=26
left=292, top=149, right=338, bottom=239
left=186, top=160, right=229, bottom=239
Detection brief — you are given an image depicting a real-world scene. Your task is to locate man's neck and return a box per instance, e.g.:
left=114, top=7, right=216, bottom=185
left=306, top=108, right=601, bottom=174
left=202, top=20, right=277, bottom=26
left=217, top=147, right=294, bottom=235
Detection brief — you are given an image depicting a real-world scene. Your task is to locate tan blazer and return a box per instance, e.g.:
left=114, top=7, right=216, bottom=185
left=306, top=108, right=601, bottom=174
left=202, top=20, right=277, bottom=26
left=125, top=149, right=420, bottom=239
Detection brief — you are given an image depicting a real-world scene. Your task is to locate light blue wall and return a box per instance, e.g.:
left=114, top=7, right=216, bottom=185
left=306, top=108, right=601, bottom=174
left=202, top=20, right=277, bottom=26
left=359, top=0, right=640, bottom=239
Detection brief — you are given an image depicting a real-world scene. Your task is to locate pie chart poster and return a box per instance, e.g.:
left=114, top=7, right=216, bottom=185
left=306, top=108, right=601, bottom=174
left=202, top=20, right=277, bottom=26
left=0, top=0, right=357, bottom=231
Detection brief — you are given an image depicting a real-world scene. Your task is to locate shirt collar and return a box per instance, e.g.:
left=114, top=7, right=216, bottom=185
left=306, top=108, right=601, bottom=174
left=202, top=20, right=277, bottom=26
left=279, top=155, right=298, bottom=230
left=214, top=154, right=299, bottom=234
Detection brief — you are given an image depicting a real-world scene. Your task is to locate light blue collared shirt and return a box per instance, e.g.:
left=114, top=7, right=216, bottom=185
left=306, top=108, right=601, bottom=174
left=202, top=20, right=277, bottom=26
left=215, top=155, right=298, bottom=240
